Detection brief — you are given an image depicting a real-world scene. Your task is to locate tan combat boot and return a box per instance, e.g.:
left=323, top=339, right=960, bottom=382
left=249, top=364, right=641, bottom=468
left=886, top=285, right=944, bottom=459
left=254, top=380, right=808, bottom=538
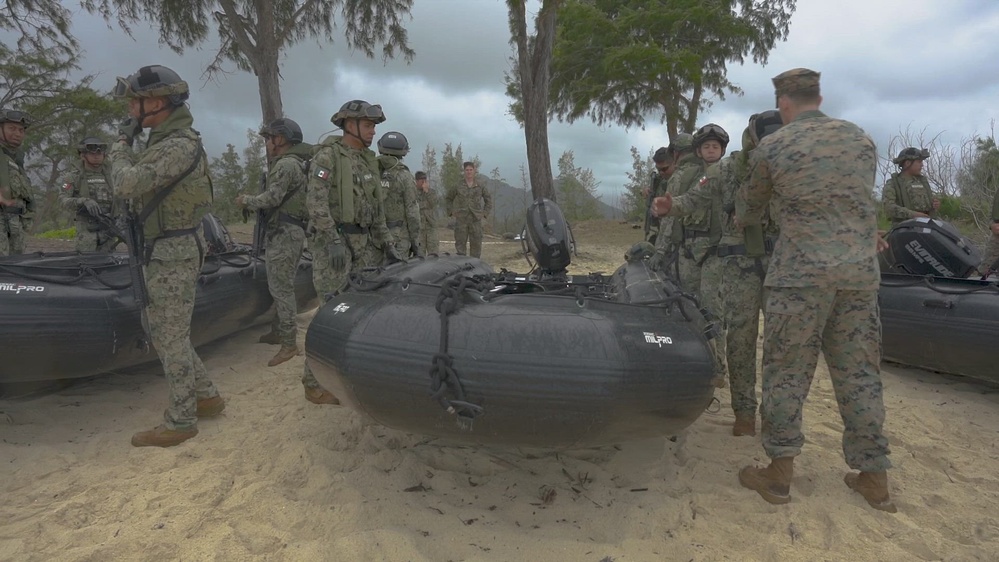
left=258, top=331, right=281, bottom=345
left=304, top=385, right=340, bottom=405
left=733, top=414, right=757, bottom=437
left=844, top=471, right=897, bottom=513
left=196, top=395, right=226, bottom=418
left=131, top=425, right=198, bottom=447
left=739, top=457, right=793, bottom=504
left=267, top=345, right=300, bottom=367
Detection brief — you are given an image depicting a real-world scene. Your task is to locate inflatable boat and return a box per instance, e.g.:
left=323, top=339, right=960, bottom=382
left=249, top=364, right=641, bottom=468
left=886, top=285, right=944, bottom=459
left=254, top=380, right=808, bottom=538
left=306, top=199, right=719, bottom=448
left=0, top=215, right=318, bottom=384
left=878, top=218, right=998, bottom=383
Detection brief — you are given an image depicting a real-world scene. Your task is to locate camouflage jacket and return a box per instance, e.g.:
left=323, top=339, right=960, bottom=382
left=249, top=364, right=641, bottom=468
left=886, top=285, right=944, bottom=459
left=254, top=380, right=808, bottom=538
left=446, top=180, right=492, bottom=220
left=882, top=173, right=934, bottom=222
left=110, top=105, right=212, bottom=242
left=667, top=156, right=734, bottom=245
left=417, top=186, right=438, bottom=231
left=378, top=155, right=421, bottom=242
left=740, top=109, right=880, bottom=290
left=243, top=147, right=310, bottom=227
left=59, top=163, right=116, bottom=219
left=661, top=153, right=705, bottom=244
left=306, top=136, right=389, bottom=248
left=1, top=146, right=35, bottom=225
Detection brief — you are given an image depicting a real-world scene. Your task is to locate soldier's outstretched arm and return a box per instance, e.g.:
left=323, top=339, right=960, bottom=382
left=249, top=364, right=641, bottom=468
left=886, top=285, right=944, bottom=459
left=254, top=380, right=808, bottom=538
left=243, top=159, right=294, bottom=211
left=110, top=137, right=200, bottom=199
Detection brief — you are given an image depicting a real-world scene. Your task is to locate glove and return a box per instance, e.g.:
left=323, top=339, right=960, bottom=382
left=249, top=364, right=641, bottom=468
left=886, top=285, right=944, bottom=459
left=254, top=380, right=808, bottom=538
left=648, top=248, right=666, bottom=272
left=82, top=199, right=102, bottom=217
left=384, top=245, right=404, bottom=264
left=410, top=241, right=424, bottom=258
left=330, top=241, right=348, bottom=271
left=117, top=117, right=142, bottom=145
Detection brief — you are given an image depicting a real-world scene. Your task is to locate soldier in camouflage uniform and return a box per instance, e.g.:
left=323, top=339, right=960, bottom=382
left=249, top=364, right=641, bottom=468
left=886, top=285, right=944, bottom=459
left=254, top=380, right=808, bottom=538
left=0, top=109, right=36, bottom=256
left=110, top=65, right=223, bottom=447
left=882, top=147, right=939, bottom=226
left=236, top=118, right=312, bottom=368
left=59, top=137, right=118, bottom=253
left=650, top=133, right=698, bottom=289
left=376, top=131, right=422, bottom=257
left=736, top=68, right=895, bottom=512
left=303, top=99, right=402, bottom=405
left=415, top=171, right=440, bottom=254
left=643, top=146, right=675, bottom=245
left=446, top=161, right=492, bottom=257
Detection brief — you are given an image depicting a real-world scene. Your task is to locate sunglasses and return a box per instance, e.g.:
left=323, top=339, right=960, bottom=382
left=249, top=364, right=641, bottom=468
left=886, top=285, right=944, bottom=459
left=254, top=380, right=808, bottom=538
left=82, top=145, right=107, bottom=154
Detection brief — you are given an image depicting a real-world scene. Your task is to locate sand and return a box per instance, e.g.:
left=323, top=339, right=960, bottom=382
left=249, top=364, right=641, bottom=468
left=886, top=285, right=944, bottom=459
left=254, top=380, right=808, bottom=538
left=2, top=226, right=998, bottom=561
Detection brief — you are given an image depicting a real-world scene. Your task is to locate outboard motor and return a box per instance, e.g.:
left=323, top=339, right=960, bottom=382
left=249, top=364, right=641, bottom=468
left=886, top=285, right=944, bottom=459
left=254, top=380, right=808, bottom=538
left=200, top=213, right=236, bottom=256
left=879, top=218, right=982, bottom=278
left=524, top=198, right=572, bottom=276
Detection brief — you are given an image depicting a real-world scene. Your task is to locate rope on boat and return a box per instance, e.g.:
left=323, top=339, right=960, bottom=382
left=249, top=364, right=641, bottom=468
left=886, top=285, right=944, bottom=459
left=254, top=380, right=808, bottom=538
left=430, top=275, right=488, bottom=430
left=880, top=274, right=999, bottom=295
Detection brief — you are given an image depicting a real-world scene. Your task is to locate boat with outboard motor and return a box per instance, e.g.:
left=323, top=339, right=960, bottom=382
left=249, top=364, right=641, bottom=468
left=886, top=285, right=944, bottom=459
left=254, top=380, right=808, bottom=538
left=0, top=214, right=318, bottom=384
left=305, top=198, right=720, bottom=448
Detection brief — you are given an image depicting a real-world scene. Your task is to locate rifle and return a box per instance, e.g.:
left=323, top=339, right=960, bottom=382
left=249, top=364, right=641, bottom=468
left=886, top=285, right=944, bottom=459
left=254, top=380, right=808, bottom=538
left=247, top=170, right=268, bottom=277
left=94, top=205, right=151, bottom=349
left=643, top=171, right=657, bottom=238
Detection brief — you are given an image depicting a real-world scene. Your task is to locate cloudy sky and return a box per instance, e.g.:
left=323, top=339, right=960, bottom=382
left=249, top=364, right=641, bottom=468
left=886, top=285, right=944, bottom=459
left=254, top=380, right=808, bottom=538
left=54, top=0, right=999, bottom=205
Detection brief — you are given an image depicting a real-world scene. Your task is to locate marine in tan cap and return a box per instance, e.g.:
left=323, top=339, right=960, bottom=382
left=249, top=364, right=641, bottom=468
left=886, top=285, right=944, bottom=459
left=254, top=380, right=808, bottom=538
left=735, top=67, right=897, bottom=512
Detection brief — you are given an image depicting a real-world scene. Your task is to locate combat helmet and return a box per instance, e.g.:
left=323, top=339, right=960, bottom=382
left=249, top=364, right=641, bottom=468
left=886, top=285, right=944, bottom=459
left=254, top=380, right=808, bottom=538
left=0, top=108, right=33, bottom=129
left=667, top=133, right=694, bottom=154
left=377, top=131, right=409, bottom=156
left=259, top=118, right=304, bottom=144
left=112, top=65, right=189, bottom=106
left=893, top=147, right=930, bottom=165
left=747, top=110, right=783, bottom=146
left=693, top=123, right=730, bottom=150
left=331, top=100, right=386, bottom=129
left=78, top=136, right=108, bottom=153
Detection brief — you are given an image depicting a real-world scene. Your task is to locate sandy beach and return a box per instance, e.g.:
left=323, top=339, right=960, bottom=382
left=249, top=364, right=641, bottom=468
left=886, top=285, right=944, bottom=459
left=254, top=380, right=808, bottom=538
left=2, top=222, right=998, bottom=561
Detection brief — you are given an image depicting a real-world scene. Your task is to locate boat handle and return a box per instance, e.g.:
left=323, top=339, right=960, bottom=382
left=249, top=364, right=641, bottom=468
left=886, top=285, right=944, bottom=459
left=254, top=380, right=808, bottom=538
left=922, top=299, right=953, bottom=309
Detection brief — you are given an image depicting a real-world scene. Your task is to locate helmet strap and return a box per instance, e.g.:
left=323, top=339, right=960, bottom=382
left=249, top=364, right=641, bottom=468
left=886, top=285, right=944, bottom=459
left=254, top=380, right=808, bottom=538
left=137, top=98, right=170, bottom=128
left=342, top=118, right=367, bottom=147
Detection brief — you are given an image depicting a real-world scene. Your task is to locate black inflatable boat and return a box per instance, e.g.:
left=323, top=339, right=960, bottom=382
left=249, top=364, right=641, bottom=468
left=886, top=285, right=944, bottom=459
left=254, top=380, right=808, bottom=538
left=0, top=215, right=318, bottom=384
left=305, top=199, right=718, bottom=448
left=878, top=218, right=997, bottom=383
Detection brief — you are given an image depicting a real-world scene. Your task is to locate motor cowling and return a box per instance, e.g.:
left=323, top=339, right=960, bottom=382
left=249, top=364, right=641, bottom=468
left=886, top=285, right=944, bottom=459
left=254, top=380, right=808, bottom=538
left=525, top=198, right=572, bottom=274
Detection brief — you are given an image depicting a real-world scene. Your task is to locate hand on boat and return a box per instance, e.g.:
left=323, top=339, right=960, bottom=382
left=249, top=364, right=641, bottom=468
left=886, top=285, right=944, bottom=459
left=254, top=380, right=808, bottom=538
left=651, top=194, right=672, bottom=217
left=330, top=241, right=348, bottom=271
left=235, top=195, right=246, bottom=208
left=384, top=245, right=405, bottom=265
left=410, top=242, right=424, bottom=258
left=876, top=233, right=889, bottom=253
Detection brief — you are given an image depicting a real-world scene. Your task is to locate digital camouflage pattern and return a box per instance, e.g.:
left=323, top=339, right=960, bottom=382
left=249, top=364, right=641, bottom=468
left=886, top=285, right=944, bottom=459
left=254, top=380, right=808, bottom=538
left=666, top=153, right=707, bottom=293
left=59, top=164, right=118, bottom=253
left=304, top=135, right=390, bottom=390
left=646, top=172, right=670, bottom=244
left=416, top=186, right=439, bottom=254
left=242, top=152, right=310, bottom=348
left=882, top=173, right=935, bottom=226
left=1, top=149, right=34, bottom=256
left=739, top=106, right=890, bottom=471
left=772, top=68, right=821, bottom=97
left=109, top=105, right=219, bottom=431
left=378, top=154, right=421, bottom=255
left=446, top=179, right=492, bottom=257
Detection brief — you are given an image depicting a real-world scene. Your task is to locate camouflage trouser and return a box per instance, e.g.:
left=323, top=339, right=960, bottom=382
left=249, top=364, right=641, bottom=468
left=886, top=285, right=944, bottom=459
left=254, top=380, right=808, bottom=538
left=716, top=255, right=768, bottom=415
left=265, top=223, right=306, bottom=347
left=74, top=218, right=117, bottom=253
left=303, top=229, right=380, bottom=389
left=454, top=215, right=483, bottom=258
left=420, top=221, right=439, bottom=255
left=145, top=234, right=219, bottom=430
left=388, top=225, right=414, bottom=256
left=677, top=238, right=710, bottom=294
left=698, top=255, right=728, bottom=385
left=761, top=286, right=891, bottom=471
left=982, top=233, right=999, bottom=273
left=0, top=214, right=26, bottom=256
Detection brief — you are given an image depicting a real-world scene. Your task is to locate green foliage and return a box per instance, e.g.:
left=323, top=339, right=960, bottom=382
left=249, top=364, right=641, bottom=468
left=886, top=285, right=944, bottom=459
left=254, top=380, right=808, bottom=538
left=550, top=0, right=796, bottom=136
left=936, top=195, right=963, bottom=220
left=956, top=136, right=999, bottom=234
left=37, top=226, right=76, bottom=239
left=1, top=0, right=77, bottom=54
left=621, top=146, right=656, bottom=221
left=555, top=150, right=601, bottom=221
left=440, top=142, right=465, bottom=199
left=210, top=143, right=249, bottom=223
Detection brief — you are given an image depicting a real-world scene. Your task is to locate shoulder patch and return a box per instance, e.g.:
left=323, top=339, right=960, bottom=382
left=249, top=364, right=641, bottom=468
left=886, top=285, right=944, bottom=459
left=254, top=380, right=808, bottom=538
left=62, top=183, right=74, bottom=192
left=314, top=166, right=331, bottom=180
left=698, top=175, right=708, bottom=186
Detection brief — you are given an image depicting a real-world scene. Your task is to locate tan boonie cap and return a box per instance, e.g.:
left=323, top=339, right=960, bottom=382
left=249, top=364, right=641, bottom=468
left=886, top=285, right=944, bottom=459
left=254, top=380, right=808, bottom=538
left=772, top=67, right=821, bottom=97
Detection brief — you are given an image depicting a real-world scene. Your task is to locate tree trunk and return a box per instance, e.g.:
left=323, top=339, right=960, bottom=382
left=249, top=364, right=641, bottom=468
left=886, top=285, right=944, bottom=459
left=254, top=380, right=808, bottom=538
left=256, top=53, right=283, bottom=125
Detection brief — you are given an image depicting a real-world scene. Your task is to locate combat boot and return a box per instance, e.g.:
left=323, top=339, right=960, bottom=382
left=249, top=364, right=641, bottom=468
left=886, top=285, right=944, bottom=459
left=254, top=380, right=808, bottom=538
left=267, top=345, right=300, bottom=367
left=258, top=331, right=280, bottom=345
left=733, top=413, right=757, bottom=437
left=739, top=457, right=793, bottom=505
left=304, top=385, right=340, bottom=405
left=131, top=425, right=198, bottom=447
left=844, top=471, right=897, bottom=513
left=196, top=395, right=225, bottom=418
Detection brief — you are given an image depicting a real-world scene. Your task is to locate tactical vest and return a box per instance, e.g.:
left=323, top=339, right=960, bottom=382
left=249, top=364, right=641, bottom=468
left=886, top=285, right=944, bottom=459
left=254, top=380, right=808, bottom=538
left=137, top=109, right=212, bottom=240
left=71, top=165, right=115, bottom=206
left=315, top=137, right=381, bottom=226
left=887, top=172, right=932, bottom=212
left=272, top=142, right=312, bottom=219
left=377, top=154, right=412, bottom=223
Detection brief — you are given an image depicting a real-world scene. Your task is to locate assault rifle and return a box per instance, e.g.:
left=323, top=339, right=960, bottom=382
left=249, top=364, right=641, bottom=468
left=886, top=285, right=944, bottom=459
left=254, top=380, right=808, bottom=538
left=245, top=171, right=268, bottom=278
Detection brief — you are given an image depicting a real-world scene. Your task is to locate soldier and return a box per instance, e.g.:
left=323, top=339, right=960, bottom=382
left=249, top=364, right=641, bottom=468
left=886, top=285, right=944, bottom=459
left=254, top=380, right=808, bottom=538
left=235, top=118, right=311, bottom=367
left=882, top=147, right=939, bottom=226
left=643, top=146, right=675, bottom=244
left=60, top=137, right=118, bottom=253
left=650, top=133, right=697, bottom=286
left=0, top=108, right=35, bottom=256
left=110, top=64, right=224, bottom=447
left=446, top=161, right=492, bottom=257
left=376, top=131, right=422, bottom=257
left=736, top=68, right=895, bottom=512
left=414, top=171, right=440, bottom=254
left=303, top=99, right=401, bottom=405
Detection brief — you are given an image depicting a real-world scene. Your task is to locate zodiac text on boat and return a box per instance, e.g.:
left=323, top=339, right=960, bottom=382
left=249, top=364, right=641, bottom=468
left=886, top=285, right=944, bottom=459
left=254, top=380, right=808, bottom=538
left=0, top=283, right=46, bottom=295
left=644, top=332, right=673, bottom=347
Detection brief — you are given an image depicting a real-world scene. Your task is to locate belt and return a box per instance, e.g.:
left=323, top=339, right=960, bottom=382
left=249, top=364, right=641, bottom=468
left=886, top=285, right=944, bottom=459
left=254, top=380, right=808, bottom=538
left=1, top=206, right=25, bottom=216
left=339, top=223, right=369, bottom=235
left=278, top=212, right=307, bottom=230
left=385, top=220, right=403, bottom=228
left=683, top=228, right=710, bottom=239
left=160, top=227, right=198, bottom=239
left=716, top=238, right=776, bottom=257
